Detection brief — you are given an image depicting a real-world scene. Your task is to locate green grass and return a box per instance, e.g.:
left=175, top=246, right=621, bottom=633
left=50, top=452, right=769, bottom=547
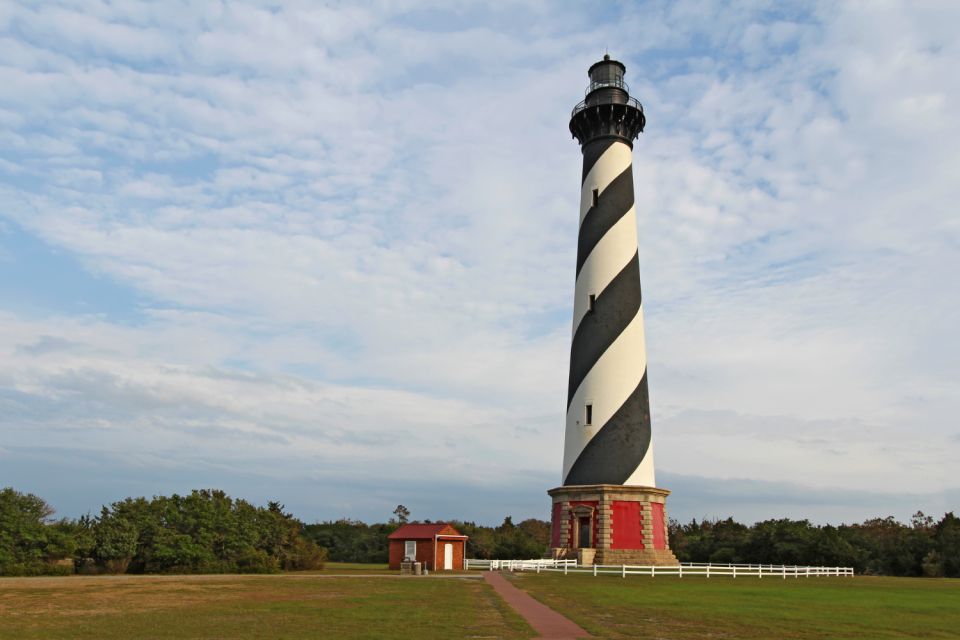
left=506, top=572, right=960, bottom=639
left=0, top=574, right=533, bottom=639
left=5, top=570, right=954, bottom=639
left=314, top=561, right=391, bottom=573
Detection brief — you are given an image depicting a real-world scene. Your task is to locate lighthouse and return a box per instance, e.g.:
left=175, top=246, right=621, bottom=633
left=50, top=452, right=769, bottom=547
left=548, top=56, right=678, bottom=566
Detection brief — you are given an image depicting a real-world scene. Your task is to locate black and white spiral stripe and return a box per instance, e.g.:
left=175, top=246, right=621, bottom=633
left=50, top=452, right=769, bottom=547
left=562, top=138, right=655, bottom=487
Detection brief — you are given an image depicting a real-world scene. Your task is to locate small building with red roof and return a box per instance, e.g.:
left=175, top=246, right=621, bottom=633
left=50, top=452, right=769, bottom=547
left=387, top=522, right=468, bottom=571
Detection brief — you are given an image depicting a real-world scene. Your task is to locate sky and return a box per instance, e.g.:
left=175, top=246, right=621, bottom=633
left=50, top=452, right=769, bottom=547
left=1, top=1, right=958, bottom=527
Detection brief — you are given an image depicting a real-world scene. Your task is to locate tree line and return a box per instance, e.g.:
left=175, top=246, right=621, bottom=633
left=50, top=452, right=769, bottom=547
left=2, top=486, right=957, bottom=577
left=0, top=487, right=326, bottom=576
left=668, top=512, right=960, bottom=577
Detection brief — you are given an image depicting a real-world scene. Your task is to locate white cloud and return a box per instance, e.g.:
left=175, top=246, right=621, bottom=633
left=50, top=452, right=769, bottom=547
left=0, top=1, right=957, bottom=522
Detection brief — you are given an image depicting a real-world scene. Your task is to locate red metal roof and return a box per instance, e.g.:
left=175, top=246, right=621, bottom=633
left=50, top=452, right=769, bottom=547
left=388, top=523, right=464, bottom=539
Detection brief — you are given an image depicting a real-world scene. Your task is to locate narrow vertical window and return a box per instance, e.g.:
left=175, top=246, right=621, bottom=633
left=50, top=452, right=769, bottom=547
left=588, top=294, right=596, bottom=312
left=585, top=404, right=593, bottom=426
left=591, top=188, right=599, bottom=207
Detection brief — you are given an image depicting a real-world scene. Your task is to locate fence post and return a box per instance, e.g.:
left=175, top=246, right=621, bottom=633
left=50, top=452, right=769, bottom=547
left=651, top=565, right=655, bottom=578
left=537, top=564, right=540, bottom=574
left=622, top=564, right=626, bottom=578
left=706, top=565, right=710, bottom=579
left=733, top=565, right=737, bottom=579
left=564, top=563, right=568, bottom=575
left=679, top=564, right=683, bottom=578
left=782, top=566, right=786, bottom=580
left=593, top=564, right=597, bottom=577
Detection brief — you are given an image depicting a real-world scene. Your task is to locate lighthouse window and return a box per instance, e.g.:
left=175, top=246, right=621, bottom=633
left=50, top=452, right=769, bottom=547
left=588, top=294, right=596, bottom=312
left=585, top=404, right=593, bottom=425
left=591, top=188, right=599, bottom=206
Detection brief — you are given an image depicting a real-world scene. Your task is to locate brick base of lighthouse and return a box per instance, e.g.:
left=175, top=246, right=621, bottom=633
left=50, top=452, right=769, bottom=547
left=548, top=485, right=679, bottom=566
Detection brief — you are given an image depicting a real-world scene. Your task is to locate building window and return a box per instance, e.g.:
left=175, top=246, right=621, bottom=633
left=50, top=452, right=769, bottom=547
left=591, top=188, right=599, bottom=207
left=404, top=540, right=416, bottom=560
left=585, top=404, right=593, bottom=426
left=588, top=293, right=596, bottom=312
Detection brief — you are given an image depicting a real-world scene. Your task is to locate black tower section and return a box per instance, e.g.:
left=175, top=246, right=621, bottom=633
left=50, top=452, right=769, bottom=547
left=569, top=55, right=646, bottom=148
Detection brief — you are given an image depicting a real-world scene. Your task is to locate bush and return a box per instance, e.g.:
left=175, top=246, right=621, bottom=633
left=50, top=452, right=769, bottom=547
left=0, top=487, right=75, bottom=576
left=94, top=511, right=138, bottom=574
left=0, top=562, right=72, bottom=577
left=283, top=537, right=328, bottom=571
left=76, top=558, right=101, bottom=575
left=236, top=549, right=280, bottom=574
left=922, top=551, right=945, bottom=577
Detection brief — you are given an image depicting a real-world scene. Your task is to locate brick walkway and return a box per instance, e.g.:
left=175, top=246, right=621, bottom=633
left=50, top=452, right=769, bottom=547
left=483, top=571, right=590, bottom=639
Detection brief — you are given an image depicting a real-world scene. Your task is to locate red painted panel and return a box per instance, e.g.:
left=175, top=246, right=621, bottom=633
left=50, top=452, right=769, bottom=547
left=611, top=501, right=644, bottom=549
left=388, top=540, right=403, bottom=569
left=551, top=502, right=562, bottom=548
left=651, top=502, right=666, bottom=550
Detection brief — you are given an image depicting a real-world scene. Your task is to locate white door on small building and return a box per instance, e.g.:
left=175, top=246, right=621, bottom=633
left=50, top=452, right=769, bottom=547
left=405, top=540, right=416, bottom=560
left=444, top=543, right=453, bottom=570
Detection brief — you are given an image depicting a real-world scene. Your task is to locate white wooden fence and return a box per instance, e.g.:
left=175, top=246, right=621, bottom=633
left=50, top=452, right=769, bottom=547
left=465, top=558, right=853, bottom=578
left=465, top=558, right=577, bottom=571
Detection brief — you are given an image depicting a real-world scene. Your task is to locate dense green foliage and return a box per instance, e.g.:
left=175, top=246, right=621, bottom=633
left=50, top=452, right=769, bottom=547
left=669, top=512, right=960, bottom=577
left=303, top=520, right=398, bottom=563
left=0, top=487, right=326, bottom=575
left=0, top=487, right=76, bottom=576
left=455, top=517, right=551, bottom=560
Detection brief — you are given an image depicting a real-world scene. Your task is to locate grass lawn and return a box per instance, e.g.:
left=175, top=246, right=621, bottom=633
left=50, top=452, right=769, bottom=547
left=506, top=572, right=960, bottom=639
left=0, top=573, right=533, bottom=639
left=313, top=561, right=391, bottom=573
left=313, top=562, right=471, bottom=576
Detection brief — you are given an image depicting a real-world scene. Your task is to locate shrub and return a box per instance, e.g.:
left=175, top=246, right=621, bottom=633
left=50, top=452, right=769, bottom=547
left=922, top=551, right=945, bottom=577
left=283, top=537, right=328, bottom=570
left=236, top=549, right=280, bottom=574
